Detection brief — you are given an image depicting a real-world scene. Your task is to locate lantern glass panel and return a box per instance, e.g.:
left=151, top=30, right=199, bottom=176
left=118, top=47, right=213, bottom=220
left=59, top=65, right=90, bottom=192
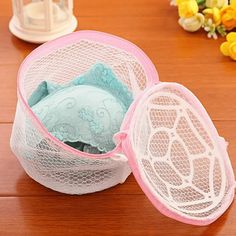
left=10, top=0, right=77, bottom=43
left=22, top=0, right=46, bottom=30
left=52, top=0, right=70, bottom=26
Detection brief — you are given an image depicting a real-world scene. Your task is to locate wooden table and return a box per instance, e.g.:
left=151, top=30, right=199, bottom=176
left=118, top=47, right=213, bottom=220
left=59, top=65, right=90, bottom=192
left=1, top=0, right=236, bottom=235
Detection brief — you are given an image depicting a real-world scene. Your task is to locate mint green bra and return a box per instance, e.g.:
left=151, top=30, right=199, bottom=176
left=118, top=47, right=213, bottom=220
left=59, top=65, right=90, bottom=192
left=29, top=63, right=133, bottom=153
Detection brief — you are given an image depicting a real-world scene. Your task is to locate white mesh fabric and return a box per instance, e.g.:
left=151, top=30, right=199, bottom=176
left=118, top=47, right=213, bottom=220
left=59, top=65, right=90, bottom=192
left=10, top=38, right=151, bottom=194
left=21, top=39, right=147, bottom=100
left=130, top=83, right=234, bottom=221
left=11, top=101, right=130, bottom=194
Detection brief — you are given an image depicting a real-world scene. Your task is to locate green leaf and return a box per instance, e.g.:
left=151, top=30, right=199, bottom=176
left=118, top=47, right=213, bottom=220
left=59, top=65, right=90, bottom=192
left=196, top=0, right=205, bottom=5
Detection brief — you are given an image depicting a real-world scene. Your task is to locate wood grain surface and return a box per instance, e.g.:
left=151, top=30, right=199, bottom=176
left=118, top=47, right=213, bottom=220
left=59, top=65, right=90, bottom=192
left=0, top=0, right=236, bottom=235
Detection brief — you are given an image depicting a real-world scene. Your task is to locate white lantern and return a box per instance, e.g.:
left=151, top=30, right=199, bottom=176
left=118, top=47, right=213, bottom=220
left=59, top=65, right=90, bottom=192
left=9, top=0, right=78, bottom=43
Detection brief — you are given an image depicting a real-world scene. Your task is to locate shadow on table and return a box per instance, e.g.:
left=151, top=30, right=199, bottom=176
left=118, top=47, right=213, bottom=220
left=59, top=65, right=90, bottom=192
left=10, top=34, right=38, bottom=59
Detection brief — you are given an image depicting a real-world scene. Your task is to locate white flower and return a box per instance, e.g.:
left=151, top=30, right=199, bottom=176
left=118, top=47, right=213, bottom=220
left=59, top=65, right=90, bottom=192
left=205, top=0, right=228, bottom=8
left=179, top=13, right=205, bottom=32
left=207, top=31, right=218, bottom=39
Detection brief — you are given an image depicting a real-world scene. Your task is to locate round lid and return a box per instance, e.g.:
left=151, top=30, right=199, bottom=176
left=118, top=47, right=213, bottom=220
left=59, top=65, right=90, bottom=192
left=118, top=82, right=235, bottom=225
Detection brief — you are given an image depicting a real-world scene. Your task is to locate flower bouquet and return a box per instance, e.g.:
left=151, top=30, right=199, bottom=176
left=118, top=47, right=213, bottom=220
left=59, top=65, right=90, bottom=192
left=171, top=0, right=236, bottom=60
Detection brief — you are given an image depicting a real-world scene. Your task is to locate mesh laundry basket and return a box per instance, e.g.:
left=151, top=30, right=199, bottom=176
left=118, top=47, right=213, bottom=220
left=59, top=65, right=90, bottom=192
left=119, top=82, right=235, bottom=225
left=10, top=31, right=158, bottom=195
left=11, top=30, right=236, bottom=225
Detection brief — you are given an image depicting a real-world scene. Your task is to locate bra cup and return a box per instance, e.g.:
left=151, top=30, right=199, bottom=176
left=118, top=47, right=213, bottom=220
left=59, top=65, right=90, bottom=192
left=32, top=85, right=128, bottom=152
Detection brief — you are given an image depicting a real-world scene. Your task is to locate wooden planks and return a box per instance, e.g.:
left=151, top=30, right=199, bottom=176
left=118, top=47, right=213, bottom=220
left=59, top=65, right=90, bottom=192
left=0, top=195, right=235, bottom=236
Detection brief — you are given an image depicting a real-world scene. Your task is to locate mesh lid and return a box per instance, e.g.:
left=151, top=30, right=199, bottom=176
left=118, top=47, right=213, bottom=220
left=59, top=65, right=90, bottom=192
left=119, top=82, right=235, bottom=225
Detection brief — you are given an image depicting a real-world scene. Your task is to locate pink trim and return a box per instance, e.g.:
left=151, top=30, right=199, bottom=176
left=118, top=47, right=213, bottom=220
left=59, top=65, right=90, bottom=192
left=17, top=30, right=159, bottom=159
left=121, top=82, right=235, bottom=225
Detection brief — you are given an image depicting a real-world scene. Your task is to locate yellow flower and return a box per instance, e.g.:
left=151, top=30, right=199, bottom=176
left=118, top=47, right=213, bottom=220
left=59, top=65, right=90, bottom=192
left=220, top=32, right=236, bottom=60
left=205, top=0, right=228, bottom=8
left=179, top=13, right=205, bottom=31
left=177, top=0, right=199, bottom=18
left=220, top=0, right=236, bottom=30
left=203, top=7, right=221, bottom=25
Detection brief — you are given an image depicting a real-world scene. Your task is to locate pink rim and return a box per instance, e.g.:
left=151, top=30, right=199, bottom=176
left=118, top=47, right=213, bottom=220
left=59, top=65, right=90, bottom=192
left=121, top=82, right=235, bottom=225
left=17, top=30, right=159, bottom=159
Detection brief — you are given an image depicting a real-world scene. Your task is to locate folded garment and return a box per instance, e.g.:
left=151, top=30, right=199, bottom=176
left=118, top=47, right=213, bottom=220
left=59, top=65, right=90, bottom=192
left=29, top=63, right=133, bottom=153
